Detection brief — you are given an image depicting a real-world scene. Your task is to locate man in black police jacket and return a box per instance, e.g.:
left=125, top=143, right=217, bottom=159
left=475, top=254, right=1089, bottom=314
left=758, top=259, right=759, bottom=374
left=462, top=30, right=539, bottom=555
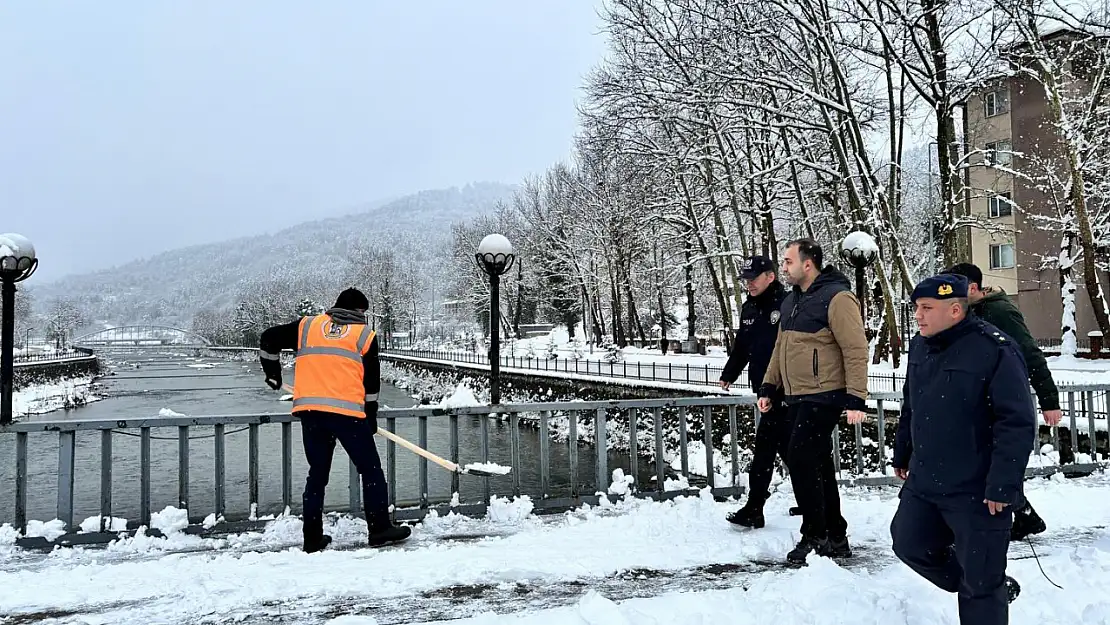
left=719, top=255, right=793, bottom=528
left=892, top=273, right=1033, bottom=625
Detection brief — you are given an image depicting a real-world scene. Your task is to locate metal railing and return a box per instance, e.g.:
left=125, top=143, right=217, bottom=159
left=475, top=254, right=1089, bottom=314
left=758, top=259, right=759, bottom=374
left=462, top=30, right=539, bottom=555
left=12, top=348, right=95, bottom=366
left=2, top=387, right=1105, bottom=546
left=382, top=348, right=909, bottom=392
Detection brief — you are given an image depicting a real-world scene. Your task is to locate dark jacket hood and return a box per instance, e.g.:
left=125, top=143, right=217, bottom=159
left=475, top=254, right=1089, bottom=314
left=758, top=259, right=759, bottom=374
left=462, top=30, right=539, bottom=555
left=794, top=266, right=852, bottom=294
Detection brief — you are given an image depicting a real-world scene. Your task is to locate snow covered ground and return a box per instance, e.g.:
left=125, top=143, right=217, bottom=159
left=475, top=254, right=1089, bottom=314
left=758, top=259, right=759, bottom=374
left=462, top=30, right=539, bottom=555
left=2, top=471, right=1108, bottom=624
left=11, top=376, right=100, bottom=417
left=401, top=325, right=1110, bottom=388
left=869, top=353, right=1110, bottom=387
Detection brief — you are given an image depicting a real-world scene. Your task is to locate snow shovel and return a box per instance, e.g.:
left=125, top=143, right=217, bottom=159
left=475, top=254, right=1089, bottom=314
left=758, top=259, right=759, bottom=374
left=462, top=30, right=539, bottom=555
left=279, top=384, right=510, bottom=478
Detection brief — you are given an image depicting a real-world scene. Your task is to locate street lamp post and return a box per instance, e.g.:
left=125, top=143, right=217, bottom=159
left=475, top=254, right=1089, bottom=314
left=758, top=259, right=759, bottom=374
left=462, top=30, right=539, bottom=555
left=1, top=233, right=38, bottom=425
left=839, top=231, right=879, bottom=322
left=927, top=140, right=938, bottom=276
left=475, top=234, right=515, bottom=406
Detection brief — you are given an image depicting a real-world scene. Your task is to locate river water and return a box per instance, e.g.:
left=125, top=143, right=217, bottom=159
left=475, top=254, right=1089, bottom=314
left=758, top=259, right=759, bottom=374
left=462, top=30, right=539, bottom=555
left=0, top=350, right=658, bottom=527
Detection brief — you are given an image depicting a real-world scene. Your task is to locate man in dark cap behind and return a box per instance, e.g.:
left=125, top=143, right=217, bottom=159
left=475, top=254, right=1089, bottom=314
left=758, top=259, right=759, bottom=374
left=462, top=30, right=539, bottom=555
left=719, top=255, right=796, bottom=528
left=259, top=287, right=410, bottom=552
left=891, top=273, right=1033, bottom=624
left=943, top=262, right=1059, bottom=541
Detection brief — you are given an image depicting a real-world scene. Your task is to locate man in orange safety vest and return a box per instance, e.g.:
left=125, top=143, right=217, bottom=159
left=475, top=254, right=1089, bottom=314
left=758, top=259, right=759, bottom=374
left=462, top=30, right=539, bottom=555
left=259, top=287, right=409, bottom=552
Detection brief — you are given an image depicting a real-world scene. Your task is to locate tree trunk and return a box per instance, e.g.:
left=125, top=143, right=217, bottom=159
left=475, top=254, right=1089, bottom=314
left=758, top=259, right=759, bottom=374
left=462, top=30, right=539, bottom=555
left=512, top=261, right=524, bottom=339
left=656, top=242, right=669, bottom=354
left=1067, top=157, right=1110, bottom=338
left=610, top=271, right=625, bottom=347
left=768, top=89, right=816, bottom=245
left=684, top=240, right=697, bottom=341
left=623, top=255, right=647, bottom=346
left=918, top=0, right=963, bottom=266
left=1060, top=235, right=1079, bottom=357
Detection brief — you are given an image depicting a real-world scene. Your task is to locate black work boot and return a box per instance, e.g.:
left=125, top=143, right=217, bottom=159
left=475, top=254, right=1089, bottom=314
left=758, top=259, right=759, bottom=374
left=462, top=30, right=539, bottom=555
left=1006, top=576, right=1021, bottom=603
left=1010, top=502, right=1047, bottom=541
left=302, top=516, right=333, bottom=553
left=818, top=535, right=853, bottom=559
left=367, top=512, right=411, bottom=548
left=787, top=536, right=824, bottom=565
left=726, top=493, right=767, bottom=528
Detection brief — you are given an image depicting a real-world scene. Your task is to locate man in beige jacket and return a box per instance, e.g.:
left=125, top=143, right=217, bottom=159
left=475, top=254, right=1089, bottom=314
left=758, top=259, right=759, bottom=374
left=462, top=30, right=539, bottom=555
left=758, top=238, right=869, bottom=564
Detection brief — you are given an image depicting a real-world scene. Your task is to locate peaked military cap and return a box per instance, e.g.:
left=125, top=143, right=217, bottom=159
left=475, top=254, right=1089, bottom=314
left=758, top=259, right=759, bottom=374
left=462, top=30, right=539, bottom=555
left=911, top=273, right=969, bottom=303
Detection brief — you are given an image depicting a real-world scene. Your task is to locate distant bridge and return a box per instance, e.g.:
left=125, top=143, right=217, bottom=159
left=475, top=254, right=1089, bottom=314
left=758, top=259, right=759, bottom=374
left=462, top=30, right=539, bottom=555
left=73, top=325, right=212, bottom=349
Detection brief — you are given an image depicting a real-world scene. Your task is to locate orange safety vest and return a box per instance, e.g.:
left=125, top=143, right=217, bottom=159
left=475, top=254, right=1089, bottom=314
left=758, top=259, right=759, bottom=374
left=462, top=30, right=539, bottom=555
left=291, top=314, right=377, bottom=419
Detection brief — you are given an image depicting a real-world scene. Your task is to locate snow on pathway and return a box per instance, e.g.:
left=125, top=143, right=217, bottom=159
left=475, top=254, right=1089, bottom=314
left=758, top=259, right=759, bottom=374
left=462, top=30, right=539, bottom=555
left=1, top=472, right=1108, bottom=624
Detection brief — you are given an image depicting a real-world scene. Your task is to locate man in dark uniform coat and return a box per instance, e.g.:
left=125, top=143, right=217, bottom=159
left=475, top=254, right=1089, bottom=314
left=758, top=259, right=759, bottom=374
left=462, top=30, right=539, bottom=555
left=891, top=274, right=1033, bottom=625
left=719, top=255, right=794, bottom=528
left=944, top=262, right=1058, bottom=541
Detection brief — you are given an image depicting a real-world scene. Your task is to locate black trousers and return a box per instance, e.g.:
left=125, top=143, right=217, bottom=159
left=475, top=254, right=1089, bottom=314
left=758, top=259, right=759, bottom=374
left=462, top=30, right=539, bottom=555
left=891, top=488, right=1012, bottom=625
left=747, top=402, right=792, bottom=500
left=785, top=402, right=848, bottom=540
left=300, top=411, right=390, bottom=530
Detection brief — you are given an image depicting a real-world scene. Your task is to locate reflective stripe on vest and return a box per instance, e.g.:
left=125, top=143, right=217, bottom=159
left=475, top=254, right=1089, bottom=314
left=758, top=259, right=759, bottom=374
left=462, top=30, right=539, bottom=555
left=356, top=325, right=375, bottom=354
left=292, top=396, right=364, bottom=413
left=298, top=317, right=313, bottom=351
left=295, top=346, right=364, bottom=363
left=292, top=315, right=375, bottom=419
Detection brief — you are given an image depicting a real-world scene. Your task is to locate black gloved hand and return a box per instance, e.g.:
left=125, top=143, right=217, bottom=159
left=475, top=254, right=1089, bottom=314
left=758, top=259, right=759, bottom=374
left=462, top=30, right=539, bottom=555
left=365, top=401, right=379, bottom=434
left=265, top=376, right=282, bottom=391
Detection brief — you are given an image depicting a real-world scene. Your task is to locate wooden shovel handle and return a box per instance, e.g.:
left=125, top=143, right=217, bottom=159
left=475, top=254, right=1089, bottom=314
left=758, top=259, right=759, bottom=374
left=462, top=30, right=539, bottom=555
left=375, top=427, right=462, bottom=473
left=281, top=383, right=462, bottom=473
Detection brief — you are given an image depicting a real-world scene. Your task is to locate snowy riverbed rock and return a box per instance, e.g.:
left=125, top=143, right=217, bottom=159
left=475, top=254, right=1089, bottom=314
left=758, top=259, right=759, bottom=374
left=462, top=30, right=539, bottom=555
left=441, top=383, right=481, bottom=408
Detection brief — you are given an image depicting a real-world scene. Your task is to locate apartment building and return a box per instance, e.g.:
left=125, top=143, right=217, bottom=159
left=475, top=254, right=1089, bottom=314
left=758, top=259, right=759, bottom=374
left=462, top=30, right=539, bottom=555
left=963, top=29, right=1106, bottom=342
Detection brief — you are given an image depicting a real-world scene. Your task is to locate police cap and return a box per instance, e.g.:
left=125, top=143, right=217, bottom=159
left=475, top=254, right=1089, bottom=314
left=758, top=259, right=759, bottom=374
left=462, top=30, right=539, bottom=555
left=911, top=273, right=968, bottom=303
left=740, top=255, right=775, bottom=280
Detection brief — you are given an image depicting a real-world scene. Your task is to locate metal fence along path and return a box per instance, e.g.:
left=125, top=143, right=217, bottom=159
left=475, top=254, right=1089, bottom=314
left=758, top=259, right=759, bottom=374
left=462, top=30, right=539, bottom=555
left=2, top=386, right=1106, bottom=549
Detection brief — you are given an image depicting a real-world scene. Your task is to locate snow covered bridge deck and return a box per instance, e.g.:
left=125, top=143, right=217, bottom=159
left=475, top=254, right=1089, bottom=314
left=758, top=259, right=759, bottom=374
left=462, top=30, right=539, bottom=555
left=1, top=472, right=1109, bottom=624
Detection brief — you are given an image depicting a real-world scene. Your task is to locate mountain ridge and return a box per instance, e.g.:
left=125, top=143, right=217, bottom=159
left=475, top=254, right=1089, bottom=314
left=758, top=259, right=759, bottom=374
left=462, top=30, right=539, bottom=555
left=30, top=182, right=515, bottom=327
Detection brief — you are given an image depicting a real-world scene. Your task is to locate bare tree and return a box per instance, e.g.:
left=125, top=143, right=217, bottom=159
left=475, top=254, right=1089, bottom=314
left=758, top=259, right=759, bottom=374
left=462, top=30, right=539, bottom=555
left=992, top=6, right=1110, bottom=336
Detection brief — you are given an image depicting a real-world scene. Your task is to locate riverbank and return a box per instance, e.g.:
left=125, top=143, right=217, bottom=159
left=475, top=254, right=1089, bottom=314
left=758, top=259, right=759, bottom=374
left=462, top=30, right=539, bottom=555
left=12, top=375, right=101, bottom=418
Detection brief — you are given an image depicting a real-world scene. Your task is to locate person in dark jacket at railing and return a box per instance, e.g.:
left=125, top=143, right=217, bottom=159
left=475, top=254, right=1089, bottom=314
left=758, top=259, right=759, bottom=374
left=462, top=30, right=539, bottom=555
left=944, top=263, right=1058, bottom=541
left=719, top=255, right=798, bottom=528
left=891, top=273, right=1031, bottom=624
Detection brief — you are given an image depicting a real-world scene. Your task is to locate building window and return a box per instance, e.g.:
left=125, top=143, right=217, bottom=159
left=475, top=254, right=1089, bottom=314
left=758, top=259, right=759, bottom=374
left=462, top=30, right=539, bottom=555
left=988, top=192, right=1013, bottom=218
left=985, top=140, right=1013, bottom=166
left=984, top=89, right=1010, bottom=117
left=990, top=243, right=1015, bottom=269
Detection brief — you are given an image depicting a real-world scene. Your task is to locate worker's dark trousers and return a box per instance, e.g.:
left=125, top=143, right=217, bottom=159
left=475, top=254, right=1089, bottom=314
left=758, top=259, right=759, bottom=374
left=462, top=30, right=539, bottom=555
left=300, top=411, right=390, bottom=533
left=746, top=402, right=793, bottom=500
left=891, top=487, right=1012, bottom=625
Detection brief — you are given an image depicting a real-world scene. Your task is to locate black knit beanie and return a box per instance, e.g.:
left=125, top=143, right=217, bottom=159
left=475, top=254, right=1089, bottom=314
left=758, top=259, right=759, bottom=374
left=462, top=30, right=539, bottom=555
left=334, top=287, right=370, bottom=310
left=943, top=263, right=984, bottom=289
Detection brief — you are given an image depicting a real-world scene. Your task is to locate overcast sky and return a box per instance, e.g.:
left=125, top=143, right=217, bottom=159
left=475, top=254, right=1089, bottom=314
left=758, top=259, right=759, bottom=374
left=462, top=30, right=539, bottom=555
left=0, top=2, right=606, bottom=282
